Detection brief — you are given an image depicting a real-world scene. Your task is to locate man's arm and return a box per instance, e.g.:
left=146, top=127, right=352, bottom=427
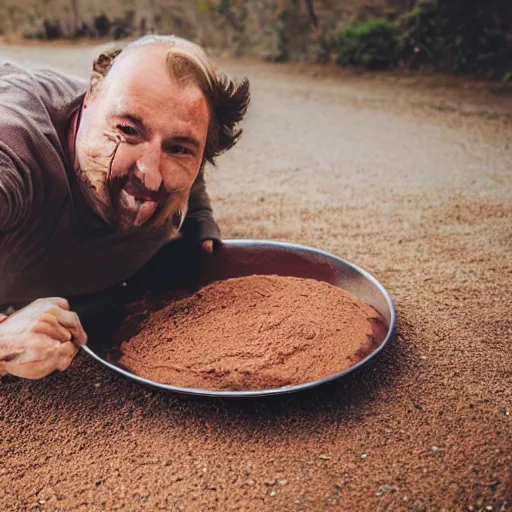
left=0, top=150, right=31, bottom=231
left=0, top=298, right=86, bottom=379
left=180, top=169, right=221, bottom=249
left=0, top=153, right=86, bottom=379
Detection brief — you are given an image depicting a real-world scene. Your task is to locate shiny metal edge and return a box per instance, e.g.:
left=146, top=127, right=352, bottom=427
left=81, top=239, right=396, bottom=398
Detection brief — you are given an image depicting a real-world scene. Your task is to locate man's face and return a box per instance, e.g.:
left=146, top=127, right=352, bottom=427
left=75, top=46, right=210, bottom=235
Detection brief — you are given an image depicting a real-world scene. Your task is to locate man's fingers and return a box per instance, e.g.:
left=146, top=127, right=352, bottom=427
left=201, top=239, right=215, bottom=254
left=40, top=297, right=70, bottom=311
left=3, top=337, right=79, bottom=378
left=34, top=319, right=72, bottom=342
left=57, top=341, right=79, bottom=371
left=3, top=359, right=54, bottom=380
left=3, top=343, right=59, bottom=379
left=52, top=309, right=87, bottom=346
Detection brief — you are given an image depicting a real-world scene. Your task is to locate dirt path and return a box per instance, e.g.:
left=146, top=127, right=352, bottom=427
left=1, top=44, right=511, bottom=511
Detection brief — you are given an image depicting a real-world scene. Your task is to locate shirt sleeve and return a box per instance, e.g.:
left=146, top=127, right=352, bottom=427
left=0, top=151, right=31, bottom=231
left=180, top=169, right=221, bottom=244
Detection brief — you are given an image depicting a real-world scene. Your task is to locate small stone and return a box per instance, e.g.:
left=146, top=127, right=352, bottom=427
left=318, top=454, right=330, bottom=460
left=278, top=479, right=288, bottom=486
left=270, top=490, right=277, bottom=497
left=375, top=484, right=397, bottom=497
left=360, top=453, right=368, bottom=459
left=403, top=496, right=409, bottom=502
left=431, top=446, right=443, bottom=452
left=485, top=507, right=493, bottom=511
left=94, top=383, right=101, bottom=388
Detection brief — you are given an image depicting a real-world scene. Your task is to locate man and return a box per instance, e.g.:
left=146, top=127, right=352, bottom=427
left=0, top=35, right=250, bottom=380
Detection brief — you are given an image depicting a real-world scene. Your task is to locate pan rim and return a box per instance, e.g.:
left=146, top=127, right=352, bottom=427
left=81, top=239, right=396, bottom=398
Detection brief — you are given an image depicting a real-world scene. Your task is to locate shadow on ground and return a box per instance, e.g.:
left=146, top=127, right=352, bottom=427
left=2, top=314, right=414, bottom=439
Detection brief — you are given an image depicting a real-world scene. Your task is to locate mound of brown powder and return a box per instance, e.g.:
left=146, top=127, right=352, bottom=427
left=111, top=275, right=386, bottom=390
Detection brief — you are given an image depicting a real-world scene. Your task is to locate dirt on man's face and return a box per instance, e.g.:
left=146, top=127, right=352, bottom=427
left=74, top=46, right=210, bottom=235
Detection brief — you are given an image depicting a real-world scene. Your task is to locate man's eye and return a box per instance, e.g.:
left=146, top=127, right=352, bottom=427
left=167, top=145, right=193, bottom=156
left=117, top=124, right=137, bottom=136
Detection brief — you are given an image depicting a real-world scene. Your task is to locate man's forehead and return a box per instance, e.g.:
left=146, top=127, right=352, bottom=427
left=103, top=48, right=206, bottom=108
left=105, top=78, right=208, bottom=120
left=105, top=47, right=170, bottom=89
left=96, top=50, right=209, bottom=143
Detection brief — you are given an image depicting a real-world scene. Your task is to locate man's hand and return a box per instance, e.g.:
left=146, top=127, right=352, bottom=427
left=0, top=298, right=87, bottom=380
left=201, top=239, right=217, bottom=255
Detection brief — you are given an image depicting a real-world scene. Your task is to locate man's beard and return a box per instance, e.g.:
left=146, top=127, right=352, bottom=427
left=77, top=156, right=185, bottom=237
left=106, top=172, right=156, bottom=233
left=107, top=172, right=186, bottom=236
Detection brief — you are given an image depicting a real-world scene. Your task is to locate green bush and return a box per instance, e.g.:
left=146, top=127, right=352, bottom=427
left=397, top=0, right=510, bottom=73
left=333, top=19, right=399, bottom=70
left=331, top=2, right=510, bottom=76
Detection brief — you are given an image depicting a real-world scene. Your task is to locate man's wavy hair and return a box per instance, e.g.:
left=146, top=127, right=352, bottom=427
left=89, top=35, right=250, bottom=166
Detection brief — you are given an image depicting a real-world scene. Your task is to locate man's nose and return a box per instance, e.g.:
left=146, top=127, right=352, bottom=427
left=134, top=144, right=163, bottom=192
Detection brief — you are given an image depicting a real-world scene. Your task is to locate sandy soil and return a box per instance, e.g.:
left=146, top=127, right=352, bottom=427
left=0, top=44, right=511, bottom=511
left=112, top=276, right=383, bottom=391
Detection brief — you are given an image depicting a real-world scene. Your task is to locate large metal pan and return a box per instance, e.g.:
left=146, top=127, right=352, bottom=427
left=79, top=239, right=396, bottom=398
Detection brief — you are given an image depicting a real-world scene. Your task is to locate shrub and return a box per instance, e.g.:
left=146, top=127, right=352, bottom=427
left=397, top=0, right=510, bottom=73
left=331, top=2, right=510, bottom=76
left=94, top=14, right=111, bottom=38
left=333, top=19, right=399, bottom=70
left=43, top=19, right=63, bottom=40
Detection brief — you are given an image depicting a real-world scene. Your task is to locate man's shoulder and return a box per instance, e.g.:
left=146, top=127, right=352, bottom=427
left=0, top=62, right=87, bottom=118
left=0, top=62, right=86, bottom=147
left=0, top=63, right=84, bottom=224
left=0, top=61, right=87, bottom=89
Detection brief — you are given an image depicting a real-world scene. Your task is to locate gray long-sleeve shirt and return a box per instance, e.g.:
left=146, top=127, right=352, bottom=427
left=0, top=63, right=220, bottom=308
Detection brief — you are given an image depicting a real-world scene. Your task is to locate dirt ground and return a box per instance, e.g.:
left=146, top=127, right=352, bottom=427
left=0, top=43, right=511, bottom=511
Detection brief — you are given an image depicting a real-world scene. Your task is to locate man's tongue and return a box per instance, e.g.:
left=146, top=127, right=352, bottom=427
left=120, top=189, right=158, bottom=227
left=134, top=199, right=158, bottom=227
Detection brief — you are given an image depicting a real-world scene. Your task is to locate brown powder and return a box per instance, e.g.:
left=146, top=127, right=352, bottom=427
left=111, top=275, right=386, bottom=390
